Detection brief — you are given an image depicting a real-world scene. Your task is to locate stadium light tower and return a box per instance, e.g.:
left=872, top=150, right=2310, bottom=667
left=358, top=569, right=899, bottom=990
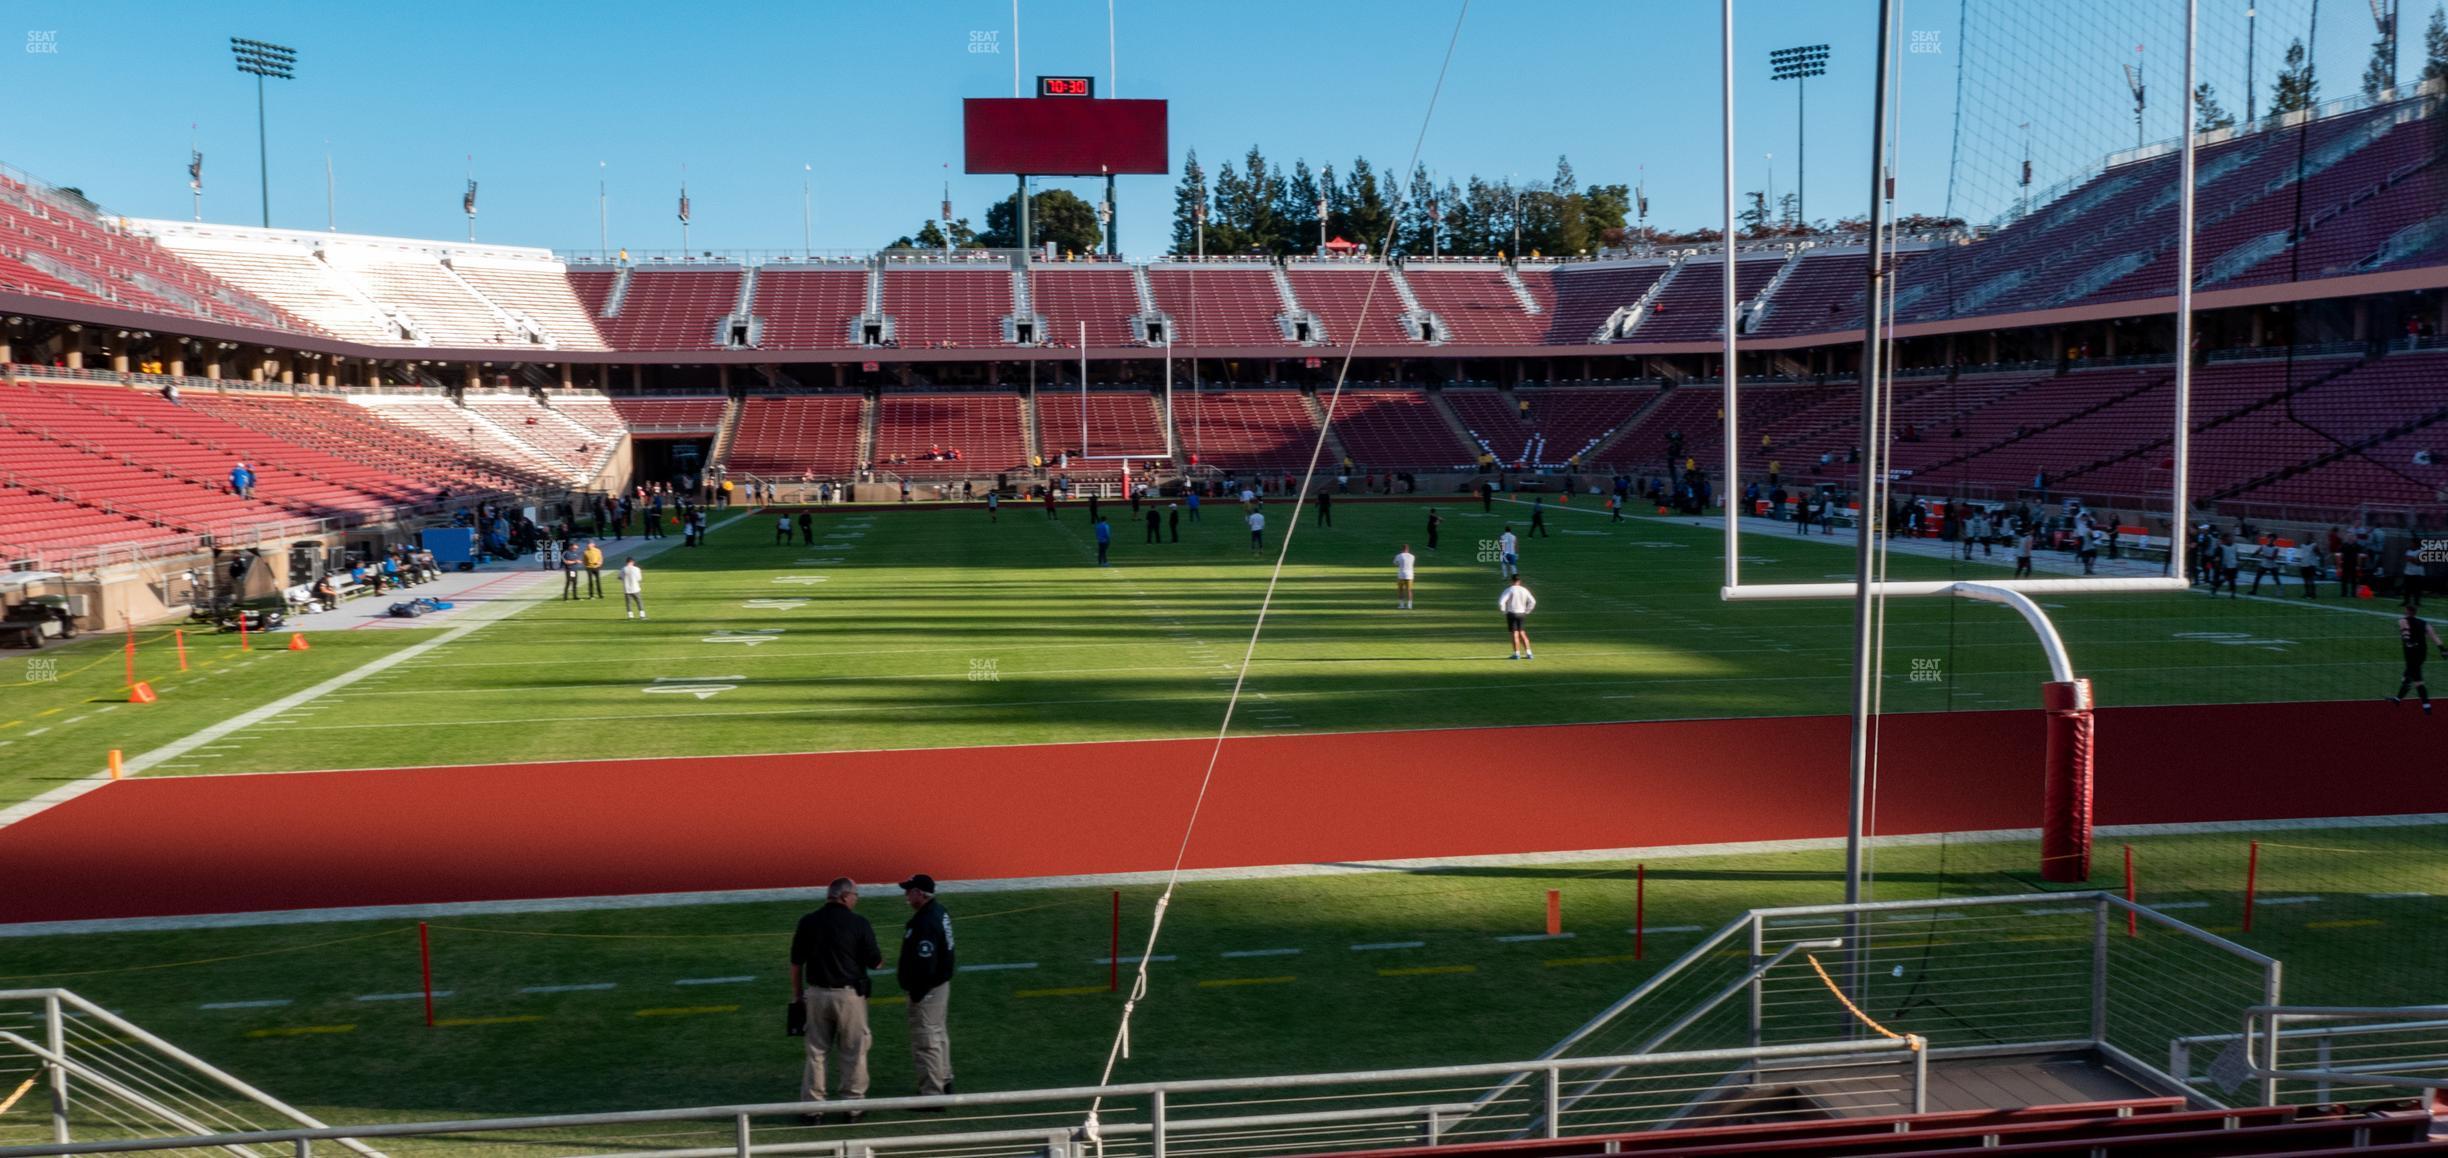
left=2123, top=47, right=2147, bottom=150
left=1768, top=44, right=1827, bottom=227
left=229, top=37, right=296, bottom=229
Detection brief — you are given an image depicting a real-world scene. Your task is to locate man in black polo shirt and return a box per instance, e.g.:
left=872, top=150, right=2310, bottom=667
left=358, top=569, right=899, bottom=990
left=790, top=878, right=882, bottom=1118
left=897, top=873, right=958, bottom=1103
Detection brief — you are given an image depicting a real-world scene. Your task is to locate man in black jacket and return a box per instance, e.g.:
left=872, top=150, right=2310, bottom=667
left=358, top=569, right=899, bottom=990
left=791, top=878, right=882, bottom=1118
left=897, top=873, right=957, bottom=1103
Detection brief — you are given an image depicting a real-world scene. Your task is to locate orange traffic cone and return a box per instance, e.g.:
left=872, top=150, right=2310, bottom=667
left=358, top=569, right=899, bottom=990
left=287, top=633, right=311, bottom=651
left=129, top=681, right=158, bottom=704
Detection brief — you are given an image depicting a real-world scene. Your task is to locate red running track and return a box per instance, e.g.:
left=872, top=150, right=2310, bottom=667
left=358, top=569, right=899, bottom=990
left=1, top=701, right=2439, bottom=924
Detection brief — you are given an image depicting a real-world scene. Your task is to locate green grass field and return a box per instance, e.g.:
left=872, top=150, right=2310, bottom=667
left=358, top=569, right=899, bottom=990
left=0, top=499, right=2399, bottom=808
left=0, top=498, right=2433, bottom=1134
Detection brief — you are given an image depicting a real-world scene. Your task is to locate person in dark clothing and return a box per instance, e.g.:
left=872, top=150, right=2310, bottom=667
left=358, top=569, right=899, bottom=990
left=1316, top=490, right=1333, bottom=527
left=1145, top=507, right=1161, bottom=543
left=790, top=878, right=882, bottom=1116
left=798, top=511, right=815, bottom=546
left=896, top=874, right=957, bottom=1102
left=1425, top=507, right=1442, bottom=551
left=1044, top=490, right=1058, bottom=519
left=1528, top=498, right=1549, bottom=537
left=1129, top=488, right=1142, bottom=516
left=560, top=543, right=582, bottom=600
left=1087, top=493, right=1100, bottom=525
left=1168, top=503, right=1180, bottom=542
left=2389, top=604, right=2442, bottom=714
left=1479, top=481, right=1493, bottom=513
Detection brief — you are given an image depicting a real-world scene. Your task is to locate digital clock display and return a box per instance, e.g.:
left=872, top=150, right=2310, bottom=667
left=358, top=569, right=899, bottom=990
left=1038, top=75, right=1094, bottom=98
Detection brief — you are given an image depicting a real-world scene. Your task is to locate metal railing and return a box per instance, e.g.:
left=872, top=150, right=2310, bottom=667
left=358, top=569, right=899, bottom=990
left=0, top=990, right=379, bottom=1156
left=0, top=1040, right=1926, bottom=1158
left=2232, top=1006, right=2448, bottom=1107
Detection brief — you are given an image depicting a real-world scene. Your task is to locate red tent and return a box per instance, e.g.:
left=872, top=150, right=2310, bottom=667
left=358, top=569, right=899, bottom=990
left=1321, top=236, right=1365, bottom=254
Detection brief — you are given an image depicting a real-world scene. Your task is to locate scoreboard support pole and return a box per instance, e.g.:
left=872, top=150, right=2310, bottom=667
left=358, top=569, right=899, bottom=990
left=1018, top=176, right=1032, bottom=261
left=1106, top=172, right=1119, bottom=257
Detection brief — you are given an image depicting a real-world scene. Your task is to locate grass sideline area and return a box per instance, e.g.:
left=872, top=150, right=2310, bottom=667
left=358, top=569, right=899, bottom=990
left=0, top=823, right=2440, bottom=1131
left=0, top=499, right=2401, bottom=810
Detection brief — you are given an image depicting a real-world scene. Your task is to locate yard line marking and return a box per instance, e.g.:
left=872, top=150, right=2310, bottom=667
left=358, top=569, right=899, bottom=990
left=1351, top=941, right=1426, bottom=951
left=245, top=1024, right=356, bottom=1038
left=2305, top=918, right=2382, bottom=930
left=2253, top=895, right=2324, bottom=906
left=1219, top=948, right=1302, bottom=959
left=356, top=990, right=452, bottom=1002
left=2365, top=892, right=2430, bottom=899
left=435, top=1015, right=545, bottom=1027
left=1378, top=965, right=1475, bottom=977
left=1544, top=955, right=1642, bottom=968
left=61, top=715, right=89, bottom=726
left=1017, top=986, right=1108, bottom=999
left=673, top=975, right=758, bottom=986
left=22, top=728, right=48, bottom=738
left=519, top=982, right=616, bottom=994
left=1198, top=976, right=1296, bottom=988
left=199, top=999, right=291, bottom=1010
left=1494, top=933, right=1575, bottom=943
left=1092, top=955, right=1175, bottom=965
left=634, top=1005, right=740, bottom=1018
left=960, top=962, right=1040, bottom=972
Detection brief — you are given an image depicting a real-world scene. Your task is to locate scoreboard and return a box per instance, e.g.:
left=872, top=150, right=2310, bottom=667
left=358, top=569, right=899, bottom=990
left=963, top=85, right=1167, bottom=176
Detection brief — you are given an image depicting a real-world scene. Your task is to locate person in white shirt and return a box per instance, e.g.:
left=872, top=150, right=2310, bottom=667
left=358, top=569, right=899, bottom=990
left=1394, top=545, right=1418, bottom=609
left=1498, top=574, right=1537, bottom=660
left=620, top=558, right=646, bottom=619
left=1497, top=526, right=1520, bottom=577
left=1247, top=509, right=1266, bottom=552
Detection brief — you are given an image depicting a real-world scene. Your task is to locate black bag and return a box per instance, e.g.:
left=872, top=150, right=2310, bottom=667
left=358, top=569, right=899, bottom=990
left=785, top=999, right=807, bottom=1037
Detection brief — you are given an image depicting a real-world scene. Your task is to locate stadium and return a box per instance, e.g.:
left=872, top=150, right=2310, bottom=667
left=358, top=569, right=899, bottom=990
left=1, top=0, right=2446, bottom=1155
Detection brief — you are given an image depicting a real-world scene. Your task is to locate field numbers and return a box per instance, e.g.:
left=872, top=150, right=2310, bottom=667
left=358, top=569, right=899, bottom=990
left=645, top=676, right=747, bottom=701
left=742, top=599, right=811, bottom=610
left=704, top=629, right=785, bottom=647
left=2173, top=631, right=2295, bottom=653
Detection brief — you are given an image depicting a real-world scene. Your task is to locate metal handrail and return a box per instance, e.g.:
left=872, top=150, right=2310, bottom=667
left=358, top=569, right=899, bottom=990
left=0, top=1040, right=1923, bottom=1158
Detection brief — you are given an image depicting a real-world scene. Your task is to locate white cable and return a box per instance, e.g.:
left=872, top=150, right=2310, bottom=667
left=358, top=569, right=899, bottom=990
left=1081, top=3, right=1474, bottom=1137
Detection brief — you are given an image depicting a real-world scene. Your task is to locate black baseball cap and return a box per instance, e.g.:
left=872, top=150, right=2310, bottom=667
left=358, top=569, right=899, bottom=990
left=898, top=874, right=937, bottom=893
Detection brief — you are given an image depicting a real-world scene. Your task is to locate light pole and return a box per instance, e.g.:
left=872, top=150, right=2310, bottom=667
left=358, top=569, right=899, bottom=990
left=2245, top=4, right=2258, bottom=122
left=229, top=37, right=296, bottom=229
left=1769, top=44, right=1828, bottom=228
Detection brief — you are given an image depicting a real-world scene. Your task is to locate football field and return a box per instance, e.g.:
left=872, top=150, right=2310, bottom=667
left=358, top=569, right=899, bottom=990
left=0, top=497, right=2405, bottom=807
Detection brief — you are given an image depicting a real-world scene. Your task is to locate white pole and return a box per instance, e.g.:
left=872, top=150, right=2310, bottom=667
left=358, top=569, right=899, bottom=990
left=1012, top=0, right=1022, bottom=96
left=2172, top=0, right=2198, bottom=581
left=1163, top=331, right=1175, bottom=461
left=1080, top=321, right=1090, bottom=456
left=1108, top=0, right=1117, bottom=96
left=1721, top=0, right=1739, bottom=593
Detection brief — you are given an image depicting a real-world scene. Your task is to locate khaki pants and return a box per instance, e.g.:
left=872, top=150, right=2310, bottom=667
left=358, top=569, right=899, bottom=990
left=908, top=983, right=953, bottom=1095
left=800, top=986, right=871, bottom=1102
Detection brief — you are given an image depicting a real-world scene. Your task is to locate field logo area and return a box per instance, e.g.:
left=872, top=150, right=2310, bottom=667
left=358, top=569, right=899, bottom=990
left=23, top=657, right=56, bottom=683
left=643, top=676, right=746, bottom=700
left=742, top=599, right=811, bottom=610
left=968, top=658, right=1000, bottom=681
left=1910, top=658, right=1943, bottom=683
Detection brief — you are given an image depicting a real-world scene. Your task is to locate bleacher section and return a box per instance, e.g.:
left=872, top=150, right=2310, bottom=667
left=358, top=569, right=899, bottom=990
left=463, top=396, right=620, bottom=478
left=1401, top=265, right=1547, bottom=344
left=590, top=267, right=740, bottom=351
left=1037, top=391, right=1168, bottom=461
left=879, top=266, right=1010, bottom=349
left=750, top=266, right=869, bottom=350
left=870, top=393, right=1026, bottom=475
left=161, top=242, right=407, bottom=344
left=1545, top=262, right=1670, bottom=342
left=185, top=391, right=555, bottom=494
left=1447, top=386, right=1661, bottom=469
left=1635, top=256, right=1787, bottom=341
left=725, top=395, right=866, bottom=478
left=1323, top=390, right=1471, bottom=468
left=1285, top=267, right=1416, bottom=345
left=448, top=256, right=609, bottom=350
left=1146, top=266, right=1291, bottom=346
left=329, top=251, right=525, bottom=347
left=353, top=396, right=592, bottom=484
left=1028, top=267, right=1143, bottom=347
left=1173, top=391, right=1320, bottom=469
left=0, top=176, right=300, bottom=332
left=1749, top=251, right=1867, bottom=338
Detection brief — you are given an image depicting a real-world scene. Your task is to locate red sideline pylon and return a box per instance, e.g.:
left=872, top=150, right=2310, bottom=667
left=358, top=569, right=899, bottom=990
left=287, top=633, right=310, bottom=651
left=129, top=681, right=157, bottom=704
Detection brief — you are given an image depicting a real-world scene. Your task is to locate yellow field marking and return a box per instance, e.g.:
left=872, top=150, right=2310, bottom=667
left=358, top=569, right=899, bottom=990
left=244, top=1024, right=356, bottom=1038
left=634, top=1005, right=740, bottom=1018
left=434, top=1014, right=546, bottom=1027
left=2306, top=919, right=2382, bottom=930
left=34, top=708, right=63, bottom=718
left=1378, top=965, right=1476, bottom=978
left=1015, top=986, right=1107, bottom=999
left=1197, top=976, right=1296, bottom=988
left=0, top=721, right=20, bottom=730
left=1544, top=955, right=1641, bottom=968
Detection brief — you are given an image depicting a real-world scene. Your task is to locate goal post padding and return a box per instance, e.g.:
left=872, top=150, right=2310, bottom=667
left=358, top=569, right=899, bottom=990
left=2040, top=678, right=2096, bottom=883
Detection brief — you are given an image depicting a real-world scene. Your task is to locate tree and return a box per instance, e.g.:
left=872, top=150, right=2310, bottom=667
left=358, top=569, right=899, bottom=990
left=2270, top=37, right=2319, bottom=118
left=1775, top=192, right=1801, bottom=229
left=1340, top=158, right=1394, bottom=252
left=1280, top=160, right=1326, bottom=254
left=1230, top=145, right=1286, bottom=255
left=1582, top=183, right=1632, bottom=238
left=1737, top=189, right=1772, bottom=234
left=977, top=188, right=1101, bottom=254
left=891, top=217, right=979, bottom=250
left=2423, top=4, right=2448, bottom=89
left=1206, top=161, right=1254, bottom=254
left=2365, top=14, right=2398, bottom=96
left=1396, top=165, right=1440, bottom=256
left=1169, top=149, right=1210, bottom=254
left=2193, top=82, right=2237, bottom=132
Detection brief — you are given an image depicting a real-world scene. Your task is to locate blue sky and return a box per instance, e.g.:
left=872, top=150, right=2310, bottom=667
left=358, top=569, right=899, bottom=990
left=0, top=0, right=2395, bottom=257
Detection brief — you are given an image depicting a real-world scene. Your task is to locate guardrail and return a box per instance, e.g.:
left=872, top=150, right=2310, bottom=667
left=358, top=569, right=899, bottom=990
left=0, top=1039, right=1925, bottom=1158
